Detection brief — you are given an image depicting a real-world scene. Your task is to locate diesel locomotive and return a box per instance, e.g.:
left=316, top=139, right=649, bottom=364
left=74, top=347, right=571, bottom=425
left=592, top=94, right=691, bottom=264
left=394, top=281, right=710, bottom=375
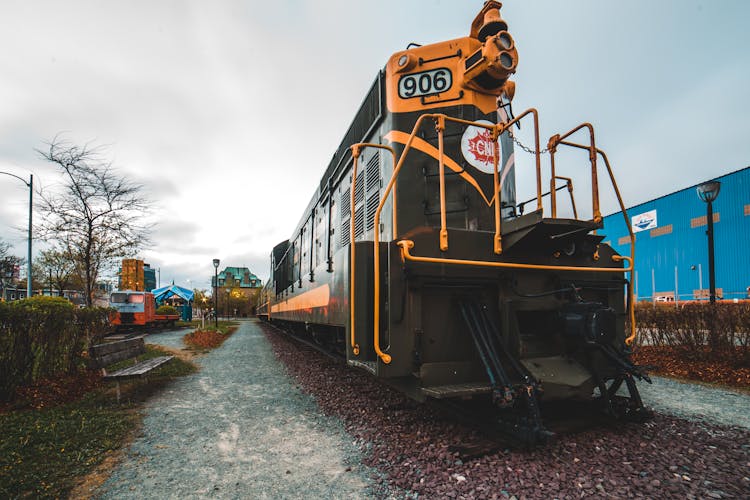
left=257, top=1, right=649, bottom=442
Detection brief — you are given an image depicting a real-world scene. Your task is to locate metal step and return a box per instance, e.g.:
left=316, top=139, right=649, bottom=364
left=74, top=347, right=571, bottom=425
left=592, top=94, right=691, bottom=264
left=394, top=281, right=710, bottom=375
left=421, top=383, right=492, bottom=399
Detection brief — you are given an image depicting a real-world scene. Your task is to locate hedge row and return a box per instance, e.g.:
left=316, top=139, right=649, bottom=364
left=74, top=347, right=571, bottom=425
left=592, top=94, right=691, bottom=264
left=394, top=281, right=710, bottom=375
left=632, top=302, right=750, bottom=362
left=0, top=296, right=112, bottom=401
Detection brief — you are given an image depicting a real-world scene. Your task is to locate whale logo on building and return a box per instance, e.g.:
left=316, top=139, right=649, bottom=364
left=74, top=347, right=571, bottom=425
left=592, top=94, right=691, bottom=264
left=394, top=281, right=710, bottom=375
left=632, top=209, right=657, bottom=232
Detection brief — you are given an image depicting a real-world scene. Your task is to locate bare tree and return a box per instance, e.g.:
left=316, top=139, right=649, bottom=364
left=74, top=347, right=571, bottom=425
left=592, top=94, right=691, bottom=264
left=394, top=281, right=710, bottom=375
left=0, top=238, right=24, bottom=289
left=36, top=137, right=152, bottom=306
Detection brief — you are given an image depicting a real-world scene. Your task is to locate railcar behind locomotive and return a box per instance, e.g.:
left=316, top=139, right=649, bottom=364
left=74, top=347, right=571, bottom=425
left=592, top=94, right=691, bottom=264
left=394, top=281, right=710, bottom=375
left=257, top=1, right=649, bottom=443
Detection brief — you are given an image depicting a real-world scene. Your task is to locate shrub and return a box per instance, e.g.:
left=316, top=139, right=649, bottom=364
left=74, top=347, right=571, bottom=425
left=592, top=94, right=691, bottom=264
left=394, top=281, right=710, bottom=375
left=632, top=301, right=750, bottom=364
left=0, top=296, right=112, bottom=401
left=156, top=305, right=178, bottom=316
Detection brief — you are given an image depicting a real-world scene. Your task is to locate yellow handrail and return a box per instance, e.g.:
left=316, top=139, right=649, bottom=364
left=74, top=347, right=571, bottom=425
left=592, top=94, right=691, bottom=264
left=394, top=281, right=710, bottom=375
left=491, top=126, right=502, bottom=254
left=371, top=113, right=442, bottom=364
left=349, top=143, right=397, bottom=357
left=437, top=116, right=448, bottom=251
left=350, top=146, right=362, bottom=356
left=550, top=176, right=577, bottom=219
left=545, top=136, right=638, bottom=345
left=357, top=109, right=636, bottom=363
left=397, top=242, right=636, bottom=347
left=398, top=239, right=632, bottom=273
left=548, top=123, right=601, bottom=223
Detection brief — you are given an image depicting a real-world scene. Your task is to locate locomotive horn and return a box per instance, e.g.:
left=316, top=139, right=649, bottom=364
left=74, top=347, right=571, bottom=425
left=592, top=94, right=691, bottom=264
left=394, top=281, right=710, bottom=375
left=464, top=29, right=518, bottom=93
left=478, top=7, right=508, bottom=41
left=471, top=1, right=508, bottom=41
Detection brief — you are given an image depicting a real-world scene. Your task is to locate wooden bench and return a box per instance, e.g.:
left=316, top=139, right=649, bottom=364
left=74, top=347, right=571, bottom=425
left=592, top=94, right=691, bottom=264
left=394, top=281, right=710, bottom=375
left=89, top=336, right=174, bottom=401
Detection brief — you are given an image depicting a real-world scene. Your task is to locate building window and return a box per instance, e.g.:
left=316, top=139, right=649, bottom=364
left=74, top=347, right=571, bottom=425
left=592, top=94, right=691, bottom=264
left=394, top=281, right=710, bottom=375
left=618, top=235, right=631, bottom=246
left=690, top=213, right=720, bottom=228
left=650, top=224, right=673, bottom=237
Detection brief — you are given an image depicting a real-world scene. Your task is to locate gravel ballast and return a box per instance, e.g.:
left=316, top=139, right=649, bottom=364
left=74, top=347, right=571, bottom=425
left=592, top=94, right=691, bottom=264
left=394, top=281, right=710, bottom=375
left=96, top=320, right=380, bottom=498
left=263, top=322, right=750, bottom=499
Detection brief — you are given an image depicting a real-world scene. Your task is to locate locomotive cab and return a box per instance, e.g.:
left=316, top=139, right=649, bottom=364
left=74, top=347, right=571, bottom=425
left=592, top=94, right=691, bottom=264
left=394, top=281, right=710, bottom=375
left=110, top=291, right=156, bottom=327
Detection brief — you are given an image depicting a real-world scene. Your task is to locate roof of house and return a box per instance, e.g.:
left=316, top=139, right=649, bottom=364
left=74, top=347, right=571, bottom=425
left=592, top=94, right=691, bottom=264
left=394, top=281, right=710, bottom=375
left=217, top=266, right=261, bottom=288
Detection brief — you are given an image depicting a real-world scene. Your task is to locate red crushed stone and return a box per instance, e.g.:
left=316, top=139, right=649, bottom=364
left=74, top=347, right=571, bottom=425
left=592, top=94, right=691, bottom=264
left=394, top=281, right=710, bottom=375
left=262, top=323, right=750, bottom=499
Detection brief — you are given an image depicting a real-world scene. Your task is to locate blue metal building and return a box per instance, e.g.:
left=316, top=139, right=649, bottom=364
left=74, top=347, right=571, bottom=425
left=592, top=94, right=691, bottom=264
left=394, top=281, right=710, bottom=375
left=602, top=166, right=750, bottom=302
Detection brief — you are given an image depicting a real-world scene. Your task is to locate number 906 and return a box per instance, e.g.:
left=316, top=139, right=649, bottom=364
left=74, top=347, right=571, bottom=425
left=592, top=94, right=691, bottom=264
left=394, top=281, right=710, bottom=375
left=398, top=68, right=452, bottom=99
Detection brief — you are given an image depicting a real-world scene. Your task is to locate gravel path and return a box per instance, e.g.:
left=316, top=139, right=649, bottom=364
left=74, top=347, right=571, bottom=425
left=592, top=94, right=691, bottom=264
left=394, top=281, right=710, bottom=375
left=640, top=376, right=750, bottom=429
left=97, top=319, right=379, bottom=499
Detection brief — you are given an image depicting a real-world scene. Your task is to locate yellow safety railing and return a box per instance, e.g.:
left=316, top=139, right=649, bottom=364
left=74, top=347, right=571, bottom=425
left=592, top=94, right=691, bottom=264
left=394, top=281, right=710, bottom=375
left=350, top=144, right=397, bottom=358
left=550, top=176, right=578, bottom=219
left=548, top=124, right=601, bottom=223
left=546, top=133, right=638, bottom=345
left=350, top=109, right=637, bottom=364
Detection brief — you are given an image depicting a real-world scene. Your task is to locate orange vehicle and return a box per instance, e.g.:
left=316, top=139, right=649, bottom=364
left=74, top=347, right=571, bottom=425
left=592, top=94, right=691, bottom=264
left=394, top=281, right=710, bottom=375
left=110, top=291, right=179, bottom=328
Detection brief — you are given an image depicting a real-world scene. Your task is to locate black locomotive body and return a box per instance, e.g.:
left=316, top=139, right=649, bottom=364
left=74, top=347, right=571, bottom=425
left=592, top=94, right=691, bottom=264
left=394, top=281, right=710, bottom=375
left=258, top=2, right=648, bottom=441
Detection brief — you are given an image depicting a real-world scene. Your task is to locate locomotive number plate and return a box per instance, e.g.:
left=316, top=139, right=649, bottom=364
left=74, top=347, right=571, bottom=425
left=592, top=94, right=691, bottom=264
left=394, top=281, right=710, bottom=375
left=398, top=68, right=452, bottom=99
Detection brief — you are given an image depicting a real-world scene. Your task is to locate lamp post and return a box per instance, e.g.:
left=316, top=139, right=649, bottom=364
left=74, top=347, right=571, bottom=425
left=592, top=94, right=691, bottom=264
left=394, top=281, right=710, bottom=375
left=225, top=288, right=230, bottom=319
left=697, top=180, right=721, bottom=304
left=213, top=258, right=220, bottom=328
left=0, top=172, right=32, bottom=298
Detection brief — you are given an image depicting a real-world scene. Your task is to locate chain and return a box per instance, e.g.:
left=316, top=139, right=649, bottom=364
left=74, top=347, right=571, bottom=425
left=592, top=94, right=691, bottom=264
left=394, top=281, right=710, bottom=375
left=507, top=128, right=549, bottom=155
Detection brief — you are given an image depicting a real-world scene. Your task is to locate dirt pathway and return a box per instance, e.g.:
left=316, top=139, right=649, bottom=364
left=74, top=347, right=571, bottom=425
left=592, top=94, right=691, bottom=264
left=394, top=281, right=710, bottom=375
left=96, top=319, right=378, bottom=498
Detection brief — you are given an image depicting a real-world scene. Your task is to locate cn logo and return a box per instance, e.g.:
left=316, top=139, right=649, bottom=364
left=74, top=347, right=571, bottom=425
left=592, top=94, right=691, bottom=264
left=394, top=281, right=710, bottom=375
left=461, top=120, right=501, bottom=174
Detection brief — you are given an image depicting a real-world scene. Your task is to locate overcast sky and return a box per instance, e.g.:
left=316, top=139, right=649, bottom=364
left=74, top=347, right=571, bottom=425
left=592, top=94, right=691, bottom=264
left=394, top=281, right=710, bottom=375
left=1, top=0, right=748, bottom=291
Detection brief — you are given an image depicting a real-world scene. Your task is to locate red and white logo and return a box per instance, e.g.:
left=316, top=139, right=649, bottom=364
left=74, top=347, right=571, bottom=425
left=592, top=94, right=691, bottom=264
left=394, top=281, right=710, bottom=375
left=460, top=120, right=501, bottom=174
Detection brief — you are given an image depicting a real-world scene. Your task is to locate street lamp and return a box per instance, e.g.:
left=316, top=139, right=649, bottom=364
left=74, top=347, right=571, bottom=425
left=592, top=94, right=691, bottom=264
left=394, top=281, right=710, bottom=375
left=0, top=172, right=32, bottom=298
left=225, top=288, right=230, bottom=319
left=697, top=180, right=721, bottom=304
left=213, top=258, right=220, bottom=328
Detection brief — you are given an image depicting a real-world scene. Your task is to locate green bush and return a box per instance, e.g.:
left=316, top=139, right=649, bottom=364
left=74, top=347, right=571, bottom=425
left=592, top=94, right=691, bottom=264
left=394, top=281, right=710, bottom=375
left=0, top=296, right=112, bottom=401
left=156, top=305, right=178, bottom=315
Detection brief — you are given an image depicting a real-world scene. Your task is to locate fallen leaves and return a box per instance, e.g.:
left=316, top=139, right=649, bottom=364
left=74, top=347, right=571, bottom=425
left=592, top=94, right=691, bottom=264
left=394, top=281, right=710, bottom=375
left=631, top=346, right=750, bottom=389
left=183, top=329, right=228, bottom=350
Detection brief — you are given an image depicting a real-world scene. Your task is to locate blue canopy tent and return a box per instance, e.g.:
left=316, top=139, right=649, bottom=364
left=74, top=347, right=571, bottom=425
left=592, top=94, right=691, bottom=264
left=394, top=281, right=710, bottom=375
left=152, top=284, right=194, bottom=321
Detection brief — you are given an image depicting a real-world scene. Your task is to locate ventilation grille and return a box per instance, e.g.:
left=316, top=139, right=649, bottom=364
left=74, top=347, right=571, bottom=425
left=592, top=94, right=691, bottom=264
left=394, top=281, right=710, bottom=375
left=354, top=172, right=365, bottom=205
left=340, top=188, right=351, bottom=247
left=365, top=152, right=381, bottom=233
left=339, top=152, right=382, bottom=244
left=341, top=187, right=351, bottom=216
left=354, top=207, right=365, bottom=238
left=366, top=153, right=380, bottom=191
left=366, top=193, right=379, bottom=232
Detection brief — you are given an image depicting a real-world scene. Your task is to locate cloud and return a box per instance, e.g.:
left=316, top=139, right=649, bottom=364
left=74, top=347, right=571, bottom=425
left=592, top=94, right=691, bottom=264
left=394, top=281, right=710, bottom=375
left=0, top=0, right=748, bottom=285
